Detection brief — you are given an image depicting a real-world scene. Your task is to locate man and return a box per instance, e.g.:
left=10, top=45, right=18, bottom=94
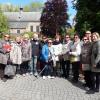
left=30, top=33, right=40, bottom=76
left=62, top=34, right=72, bottom=78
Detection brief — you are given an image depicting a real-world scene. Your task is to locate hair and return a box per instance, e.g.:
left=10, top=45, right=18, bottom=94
left=74, top=33, right=80, bottom=38
left=92, top=32, right=100, bottom=39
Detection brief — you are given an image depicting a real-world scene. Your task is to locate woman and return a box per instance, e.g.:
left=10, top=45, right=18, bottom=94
left=69, top=34, right=81, bottom=83
left=81, top=36, right=92, bottom=89
left=91, top=32, right=100, bottom=93
left=10, top=36, right=22, bottom=76
left=21, top=34, right=32, bottom=76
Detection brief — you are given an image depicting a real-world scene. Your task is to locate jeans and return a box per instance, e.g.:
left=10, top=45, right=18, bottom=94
left=29, top=56, right=38, bottom=74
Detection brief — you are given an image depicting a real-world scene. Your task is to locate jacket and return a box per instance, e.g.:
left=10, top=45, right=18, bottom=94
left=91, top=40, right=100, bottom=72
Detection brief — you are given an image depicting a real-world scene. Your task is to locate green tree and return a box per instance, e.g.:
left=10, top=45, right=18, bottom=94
left=40, top=0, right=68, bottom=37
left=0, top=12, right=9, bottom=34
left=73, top=0, right=100, bottom=36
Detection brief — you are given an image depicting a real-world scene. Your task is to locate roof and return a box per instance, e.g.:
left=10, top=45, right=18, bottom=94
left=4, top=12, right=41, bottom=22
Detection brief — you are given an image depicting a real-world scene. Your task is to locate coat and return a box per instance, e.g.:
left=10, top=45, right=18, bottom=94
left=40, top=44, right=49, bottom=62
left=0, top=40, right=10, bottom=65
left=70, top=40, right=81, bottom=63
left=21, top=40, right=32, bottom=62
left=91, top=40, right=100, bottom=72
left=10, top=42, right=22, bottom=65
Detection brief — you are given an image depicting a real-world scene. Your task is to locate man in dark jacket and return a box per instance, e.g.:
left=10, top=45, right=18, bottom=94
left=30, top=34, right=40, bottom=76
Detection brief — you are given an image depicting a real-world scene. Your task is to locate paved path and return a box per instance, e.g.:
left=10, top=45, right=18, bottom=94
left=0, top=75, right=100, bottom=100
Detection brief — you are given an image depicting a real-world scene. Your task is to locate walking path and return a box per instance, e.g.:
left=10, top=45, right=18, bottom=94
left=0, top=75, right=100, bottom=100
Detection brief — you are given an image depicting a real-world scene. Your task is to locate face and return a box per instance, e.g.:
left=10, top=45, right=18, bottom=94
left=4, top=35, right=10, bottom=41
left=48, top=40, right=52, bottom=47
left=83, top=37, right=88, bottom=44
left=16, top=37, right=21, bottom=43
left=92, top=34, right=98, bottom=42
left=65, top=35, right=70, bottom=42
left=42, top=37, right=47, bottom=42
left=74, top=35, right=79, bottom=42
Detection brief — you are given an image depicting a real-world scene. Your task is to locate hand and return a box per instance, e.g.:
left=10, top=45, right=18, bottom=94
left=93, top=65, right=96, bottom=68
left=69, top=52, right=72, bottom=55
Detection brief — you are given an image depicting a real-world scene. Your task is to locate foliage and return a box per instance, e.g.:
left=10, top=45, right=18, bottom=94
left=40, top=0, right=68, bottom=37
left=0, top=12, right=9, bottom=35
left=22, top=32, right=34, bottom=38
left=0, top=2, right=43, bottom=12
left=73, top=0, right=100, bottom=36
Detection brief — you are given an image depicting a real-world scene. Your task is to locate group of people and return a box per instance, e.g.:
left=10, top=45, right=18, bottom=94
left=0, top=31, right=100, bottom=94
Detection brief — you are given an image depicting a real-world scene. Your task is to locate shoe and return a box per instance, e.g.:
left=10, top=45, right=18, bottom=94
left=26, top=73, right=29, bottom=76
left=22, top=74, right=26, bottom=77
left=34, top=73, right=38, bottom=77
left=30, top=72, right=33, bottom=75
left=47, top=76, right=52, bottom=79
left=43, top=76, right=46, bottom=80
left=94, top=88, right=99, bottom=92
left=51, top=76, right=55, bottom=79
left=86, top=89, right=95, bottom=94
left=1, top=78, right=7, bottom=82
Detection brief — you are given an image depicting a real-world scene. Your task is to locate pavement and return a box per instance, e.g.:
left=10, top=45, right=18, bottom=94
left=0, top=74, right=100, bottom=100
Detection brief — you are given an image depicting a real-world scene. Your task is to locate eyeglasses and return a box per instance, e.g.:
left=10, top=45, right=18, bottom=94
left=74, top=37, right=78, bottom=39
left=83, top=39, right=88, bottom=41
left=66, top=37, right=69, bottom=38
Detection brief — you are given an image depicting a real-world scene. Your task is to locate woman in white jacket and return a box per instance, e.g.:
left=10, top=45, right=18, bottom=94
left=10, top=36, right=22, bottom=76
left=69, top=34, right=81, bottom=83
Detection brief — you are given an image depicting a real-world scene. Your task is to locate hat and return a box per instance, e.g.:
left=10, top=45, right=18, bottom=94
left=86, top=31, right=91, bottom=34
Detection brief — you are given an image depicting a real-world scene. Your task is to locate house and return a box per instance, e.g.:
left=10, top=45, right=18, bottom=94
left=4, top=11, right=41, bottom=34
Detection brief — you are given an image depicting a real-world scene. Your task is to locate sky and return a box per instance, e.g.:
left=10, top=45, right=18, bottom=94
left=0, top=0, right=76, bottom=25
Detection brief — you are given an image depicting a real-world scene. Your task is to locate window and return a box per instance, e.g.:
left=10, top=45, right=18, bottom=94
left=30, top=26, right=33, bottom=32
left=36, top=26, right=40, bottom=32
left=17, top=30, right=20, bottom=33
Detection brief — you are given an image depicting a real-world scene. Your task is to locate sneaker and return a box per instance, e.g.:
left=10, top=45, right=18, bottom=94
left=51, top=76, right=55, bottom=79
left=47, top=76, right=52, bottom=79
left=26, top=73, right=29, bottom=76
left=22, top=74, right=26, bottom=77
left=30, top=72, right=33, bottom=75
left=43, top=76, right=46, bottom=80
left=34, top=72, right=38, bottom=77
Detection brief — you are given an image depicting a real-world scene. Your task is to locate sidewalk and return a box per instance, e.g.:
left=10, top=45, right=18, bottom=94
left=0, top=75, right=100, bottom=100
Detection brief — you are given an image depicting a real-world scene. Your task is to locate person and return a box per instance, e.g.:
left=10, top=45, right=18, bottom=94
left=40, top=37, right=49, bottom=79
left=10, top=36, right=22, bottom=76
left=53, top=35, right=62, bottom=76
left=48, top=39, right=55, bottom=78
left=21, top=34, right=32, bottom=76
left=90, top=32, right=100, bottom=93
left=85, top=31, right=92, bottom=42
left=69, top=34, right=81, bottom=83
left=62, top=34, right=72, bottom=78
left=81, top=36, right=92, bottom=90
left=0, top=34, right=11, bottom=81
left=30, top=33, right=40, bottom=76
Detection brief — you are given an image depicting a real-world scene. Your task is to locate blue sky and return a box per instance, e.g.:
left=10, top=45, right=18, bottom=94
left=0, top=0, right=76, bottom=25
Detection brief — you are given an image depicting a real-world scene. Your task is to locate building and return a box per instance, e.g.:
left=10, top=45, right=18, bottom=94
left=4, top=11, right=41, bottom=34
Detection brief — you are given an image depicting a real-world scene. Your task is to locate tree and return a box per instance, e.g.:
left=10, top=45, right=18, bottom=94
left=0, top=11, right=9, bottom=34
left=73, top=0, right=100, bottom=36
left=40, top=0, right=68, bottom=37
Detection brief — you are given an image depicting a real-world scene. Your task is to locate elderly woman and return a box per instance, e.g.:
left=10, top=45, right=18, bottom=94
left=21, top=34, right=32, bottom=76
left=69, top=34, right=81, bottom=83
left=90, top=32, right=100, bottom=93
left=10, top=36, right=22, bottom=76
left=81, top=36, right=92, bottom=89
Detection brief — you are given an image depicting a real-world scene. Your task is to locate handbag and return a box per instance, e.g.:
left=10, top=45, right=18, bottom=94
left=4, top=65, right=15, bottom=76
